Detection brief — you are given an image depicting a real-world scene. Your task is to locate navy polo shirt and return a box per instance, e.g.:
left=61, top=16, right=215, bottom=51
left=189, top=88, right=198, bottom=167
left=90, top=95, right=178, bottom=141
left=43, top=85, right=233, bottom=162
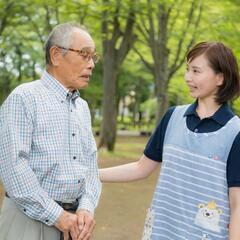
left=144, top=102, right=240, bottom=188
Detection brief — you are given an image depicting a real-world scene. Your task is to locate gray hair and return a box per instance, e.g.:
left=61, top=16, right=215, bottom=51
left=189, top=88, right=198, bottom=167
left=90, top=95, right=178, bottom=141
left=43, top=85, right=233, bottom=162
left=45, top=22, right=88, bottom=65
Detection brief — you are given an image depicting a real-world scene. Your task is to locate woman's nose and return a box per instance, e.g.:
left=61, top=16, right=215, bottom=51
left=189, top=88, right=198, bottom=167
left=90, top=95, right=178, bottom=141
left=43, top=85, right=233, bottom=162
left=185, top=71, right=191, bottom=82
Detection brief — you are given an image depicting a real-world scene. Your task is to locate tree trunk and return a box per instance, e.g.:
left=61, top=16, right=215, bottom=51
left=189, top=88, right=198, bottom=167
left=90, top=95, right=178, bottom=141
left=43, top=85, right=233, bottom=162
left=98, top=53, right=118, bottom=151
left=99, top=0, right=136, bottom=151
left=155, top=46, right=169, bottom=122
left=120, top=96, right=126, bottom=123
left=156, top=83, right=169, bottom=122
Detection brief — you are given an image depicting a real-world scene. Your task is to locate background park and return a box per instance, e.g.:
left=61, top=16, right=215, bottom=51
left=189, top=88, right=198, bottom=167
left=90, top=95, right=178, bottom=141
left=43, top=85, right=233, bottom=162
left=0, top=0, right=240, bottom=239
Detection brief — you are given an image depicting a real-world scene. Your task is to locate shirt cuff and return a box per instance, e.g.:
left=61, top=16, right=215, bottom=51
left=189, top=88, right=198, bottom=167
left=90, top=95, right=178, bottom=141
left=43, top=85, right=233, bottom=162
left=39, top=198, right=63, bottom=226
left=77, top=196, right=95, bottom=215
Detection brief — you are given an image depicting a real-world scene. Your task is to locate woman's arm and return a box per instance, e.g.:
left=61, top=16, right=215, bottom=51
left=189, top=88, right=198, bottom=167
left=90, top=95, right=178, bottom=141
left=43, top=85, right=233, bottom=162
left=229, top=187, right=240, bottom=239
left=99, top=154, right=160, bottom=183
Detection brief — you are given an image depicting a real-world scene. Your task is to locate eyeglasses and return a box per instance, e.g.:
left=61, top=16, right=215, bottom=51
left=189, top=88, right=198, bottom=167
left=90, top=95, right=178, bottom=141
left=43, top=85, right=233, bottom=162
left=57, top=46, right=100, bottom=63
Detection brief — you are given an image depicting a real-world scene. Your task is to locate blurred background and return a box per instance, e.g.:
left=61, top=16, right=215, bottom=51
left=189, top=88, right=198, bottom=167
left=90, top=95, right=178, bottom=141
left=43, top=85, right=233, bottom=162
left=0, top=0, right=240, bottom=239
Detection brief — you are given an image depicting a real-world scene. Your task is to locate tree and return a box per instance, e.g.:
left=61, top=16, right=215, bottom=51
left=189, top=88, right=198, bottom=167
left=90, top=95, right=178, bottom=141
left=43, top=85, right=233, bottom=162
left=0, top=0, right=16, bottom=103
left=98, top=0, right=137, bottom=151
left=134, top=0, right=203, bottom=122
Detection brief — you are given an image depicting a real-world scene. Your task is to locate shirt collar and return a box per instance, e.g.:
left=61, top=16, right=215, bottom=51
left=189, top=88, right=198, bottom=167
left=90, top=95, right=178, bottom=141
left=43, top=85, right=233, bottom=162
left=41, top=71, right=80, bottom=102
left=184, top=101, right=234, bottom=126
left=184, top=101, right=198, bottom=117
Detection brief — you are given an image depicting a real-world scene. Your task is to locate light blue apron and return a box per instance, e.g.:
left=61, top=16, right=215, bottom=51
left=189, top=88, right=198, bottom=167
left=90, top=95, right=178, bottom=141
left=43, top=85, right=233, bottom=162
left=142, top=105, right=240, bottom=240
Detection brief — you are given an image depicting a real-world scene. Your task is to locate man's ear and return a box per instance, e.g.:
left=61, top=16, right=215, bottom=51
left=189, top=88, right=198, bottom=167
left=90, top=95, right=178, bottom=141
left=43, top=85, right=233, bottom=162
left=49, top=46, right=63, bottom=66
left=217, top=73, right=224, bottom=86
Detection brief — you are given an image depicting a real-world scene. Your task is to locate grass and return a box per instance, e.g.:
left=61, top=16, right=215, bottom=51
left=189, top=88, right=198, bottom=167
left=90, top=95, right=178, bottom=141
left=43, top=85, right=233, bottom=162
left=97, top=136, right=145, bottom=160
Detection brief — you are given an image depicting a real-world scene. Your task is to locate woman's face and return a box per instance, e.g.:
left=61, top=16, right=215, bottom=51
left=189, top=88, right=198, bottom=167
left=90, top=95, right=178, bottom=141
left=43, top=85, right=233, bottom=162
left=185, top=54, right=223, bottom=102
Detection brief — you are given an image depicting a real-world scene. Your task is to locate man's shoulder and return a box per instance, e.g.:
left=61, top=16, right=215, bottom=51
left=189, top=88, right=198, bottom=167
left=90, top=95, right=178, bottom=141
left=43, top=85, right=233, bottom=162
left=3, top=80, right=42, bottom=108
left=12, top=80, right=41, bottom=96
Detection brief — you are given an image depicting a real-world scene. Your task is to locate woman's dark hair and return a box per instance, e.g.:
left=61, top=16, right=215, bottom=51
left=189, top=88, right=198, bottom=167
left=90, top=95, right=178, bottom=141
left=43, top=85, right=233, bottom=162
left=187, top=41, right=240, bottom=104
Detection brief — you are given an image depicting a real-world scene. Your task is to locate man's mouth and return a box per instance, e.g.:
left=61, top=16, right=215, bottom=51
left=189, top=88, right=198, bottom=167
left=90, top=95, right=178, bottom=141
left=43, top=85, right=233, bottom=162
left=80, top=74, right=91, bottom=80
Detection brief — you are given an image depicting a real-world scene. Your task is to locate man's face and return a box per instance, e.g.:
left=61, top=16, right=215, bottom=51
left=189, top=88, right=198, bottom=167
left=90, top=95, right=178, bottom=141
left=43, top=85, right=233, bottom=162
left=54, top=30, right=96, bottom=91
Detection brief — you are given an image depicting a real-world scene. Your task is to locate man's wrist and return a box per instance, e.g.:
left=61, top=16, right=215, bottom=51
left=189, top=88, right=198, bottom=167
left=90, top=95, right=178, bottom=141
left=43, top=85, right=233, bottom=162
left=76, top=209, right=93, bottom=216
left=40, top=199, right=63, bottom=226
left=77, top=197, right=95, bottom=215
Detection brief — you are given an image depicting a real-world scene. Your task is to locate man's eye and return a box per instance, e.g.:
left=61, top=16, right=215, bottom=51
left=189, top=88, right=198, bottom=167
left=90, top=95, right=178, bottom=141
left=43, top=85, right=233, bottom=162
left=79, top=51, right=89, bottom=57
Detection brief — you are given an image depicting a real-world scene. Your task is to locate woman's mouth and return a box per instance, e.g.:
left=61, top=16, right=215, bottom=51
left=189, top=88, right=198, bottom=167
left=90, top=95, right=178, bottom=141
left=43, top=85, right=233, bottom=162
left=188, top=85, right=197, bottom=91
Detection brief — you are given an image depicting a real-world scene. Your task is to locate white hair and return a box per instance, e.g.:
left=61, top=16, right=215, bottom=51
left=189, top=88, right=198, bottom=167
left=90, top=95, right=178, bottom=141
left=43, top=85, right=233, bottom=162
left=45, top=22, right=88, bottom=65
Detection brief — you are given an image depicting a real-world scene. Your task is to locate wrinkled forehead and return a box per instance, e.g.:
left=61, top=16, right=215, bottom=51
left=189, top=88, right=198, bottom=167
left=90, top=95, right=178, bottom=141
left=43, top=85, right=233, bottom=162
left=70, top=29, right=95, bottom=51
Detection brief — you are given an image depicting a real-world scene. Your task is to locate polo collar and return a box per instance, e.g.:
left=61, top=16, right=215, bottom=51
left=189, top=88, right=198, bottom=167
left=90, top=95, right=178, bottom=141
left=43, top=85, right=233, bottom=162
left=184, top=101, right=234, bottom=126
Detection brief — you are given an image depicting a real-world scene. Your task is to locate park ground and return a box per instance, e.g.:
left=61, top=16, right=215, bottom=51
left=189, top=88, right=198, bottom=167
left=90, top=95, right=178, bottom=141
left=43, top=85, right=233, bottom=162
left=0, top=135, right=160, bottom=240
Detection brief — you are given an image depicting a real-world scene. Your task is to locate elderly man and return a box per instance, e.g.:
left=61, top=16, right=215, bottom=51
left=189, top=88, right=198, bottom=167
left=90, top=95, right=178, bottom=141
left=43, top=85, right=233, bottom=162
left=0, top=22, right=101, bottom=240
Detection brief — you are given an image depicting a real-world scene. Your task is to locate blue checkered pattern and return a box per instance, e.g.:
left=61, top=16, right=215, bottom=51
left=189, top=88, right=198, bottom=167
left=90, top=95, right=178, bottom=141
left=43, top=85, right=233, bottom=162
left=0, top=71, right=101, bottom=226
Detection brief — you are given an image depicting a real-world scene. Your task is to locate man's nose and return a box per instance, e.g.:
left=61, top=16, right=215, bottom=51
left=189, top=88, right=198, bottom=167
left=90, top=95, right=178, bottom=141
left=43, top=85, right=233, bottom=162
left=87, top=58, right=95, bottom=69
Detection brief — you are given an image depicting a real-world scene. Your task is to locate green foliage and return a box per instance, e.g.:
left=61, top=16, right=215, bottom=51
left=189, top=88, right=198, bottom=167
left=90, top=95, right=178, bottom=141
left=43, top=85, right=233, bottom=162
left=118, top=52, right=153, bottom=102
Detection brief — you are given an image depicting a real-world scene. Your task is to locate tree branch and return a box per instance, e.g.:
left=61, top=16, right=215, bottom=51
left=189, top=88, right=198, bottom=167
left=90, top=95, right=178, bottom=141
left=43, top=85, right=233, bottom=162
left=168, top=1, right=195, bottom=78
left=0, top=1, right=15, bottom=36
left=101, top=0, right=110, bottom=51
left=136, top=22, right=149, bottom=44
left=110, top=0, right=122, bottom=45
left=133, top=46, right=154, bottom=74
left=21, top=8, right=45, bottom=46
left=117, top=0, right=137, bottom=65
left=44, top=4, right=53, bottom=33
left=147, top=0, right=155, bottom=48
left=55, top=0, right=60, bottom=24
left=168, top=0, right=203, bottom=82
left=168, top=0, right=184, bottom=37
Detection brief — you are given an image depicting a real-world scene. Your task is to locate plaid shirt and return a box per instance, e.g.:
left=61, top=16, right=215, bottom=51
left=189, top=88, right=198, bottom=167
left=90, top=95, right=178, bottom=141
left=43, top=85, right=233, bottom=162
left=0, top=71, right=101, bottom=226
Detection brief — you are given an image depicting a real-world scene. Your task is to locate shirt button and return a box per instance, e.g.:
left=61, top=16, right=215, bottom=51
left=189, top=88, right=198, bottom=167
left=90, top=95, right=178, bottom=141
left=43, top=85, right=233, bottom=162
left=73, top=156, right=76, bottom=160
left=72, top=133, right=75, bottom=137
left=23, top=208, right=26, bottom=212
left=194, top=128, right=198, bottom=133
left=45, top=219, right=49, bottom=223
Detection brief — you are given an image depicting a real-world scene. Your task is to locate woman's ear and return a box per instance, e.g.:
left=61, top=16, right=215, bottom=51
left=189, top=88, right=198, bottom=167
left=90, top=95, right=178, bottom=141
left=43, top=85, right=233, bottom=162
left=217, top=73, right=224, bottom=86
